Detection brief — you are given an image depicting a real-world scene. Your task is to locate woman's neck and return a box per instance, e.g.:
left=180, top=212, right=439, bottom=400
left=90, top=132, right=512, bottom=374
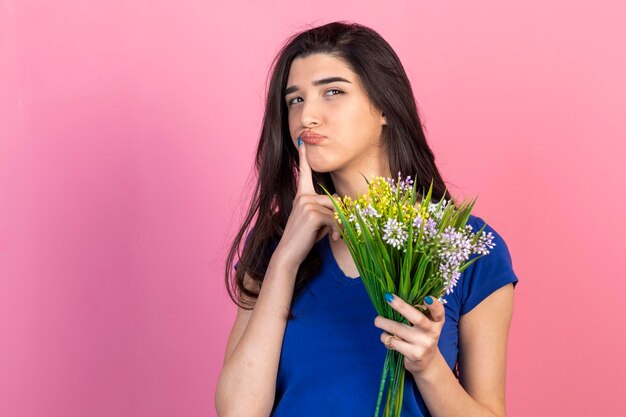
left=330, top=159, right=391, bottom=200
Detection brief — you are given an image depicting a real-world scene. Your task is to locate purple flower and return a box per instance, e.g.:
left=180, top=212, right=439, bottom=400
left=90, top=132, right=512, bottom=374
left=388, top=171, right=414, bottom=194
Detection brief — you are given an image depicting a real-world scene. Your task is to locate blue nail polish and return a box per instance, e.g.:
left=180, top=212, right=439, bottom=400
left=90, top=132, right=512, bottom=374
left=424, top=296, right=433, bottom=305
left=298, top=137, right=302, bottom=147
left=384, top=293, right=394, bottom=303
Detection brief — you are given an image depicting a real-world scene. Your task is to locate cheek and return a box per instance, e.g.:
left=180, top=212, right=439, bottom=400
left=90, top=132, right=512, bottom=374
left=332, top=104, right=376, bottom=136
left=353, top=114, right=384, bottom=146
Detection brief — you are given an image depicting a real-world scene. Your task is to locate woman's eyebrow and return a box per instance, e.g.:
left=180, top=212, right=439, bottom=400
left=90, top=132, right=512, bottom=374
left=284, top=76, right=352, bottom=96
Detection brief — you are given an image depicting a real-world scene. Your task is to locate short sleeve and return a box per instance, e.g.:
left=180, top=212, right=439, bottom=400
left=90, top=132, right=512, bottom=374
left=457, top=216, right=519, bottom=315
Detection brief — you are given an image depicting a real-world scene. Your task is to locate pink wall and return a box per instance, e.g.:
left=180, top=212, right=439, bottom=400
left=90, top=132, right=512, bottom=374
left=1, top=1, right=624, bottom=416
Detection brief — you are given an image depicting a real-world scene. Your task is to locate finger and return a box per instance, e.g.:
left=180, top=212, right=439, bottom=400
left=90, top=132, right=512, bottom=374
left=421, top=295, right=445, bottom=323
left=380, top=331, right=413, bottom=353
left=305, top=194, right=340, bottom=211
left=315, top=225, right=330, bottom=243
left=296, top=138, right=316, bottom=196
left=374, top=315, right=416, bottom=343
left=304, top=194, right=344, bottom=240
left=315, top=222, right=340, bottom=243
left=308, top=207, right=343, bottom=243
left=302, top=192, right=342, bottom=216
left=383, top=292, right=429, bottom=328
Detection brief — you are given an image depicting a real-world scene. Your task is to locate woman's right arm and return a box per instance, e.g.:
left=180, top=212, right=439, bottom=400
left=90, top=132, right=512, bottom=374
left=214, top=249, right=299, bottom=417
left=215, top=140, right=341, bottom=417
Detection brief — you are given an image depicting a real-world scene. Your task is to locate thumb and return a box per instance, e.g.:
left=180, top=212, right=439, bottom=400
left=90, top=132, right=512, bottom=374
left=422, top=295, right=445, bottom=323
left=296, top=137, right=316, bottom=196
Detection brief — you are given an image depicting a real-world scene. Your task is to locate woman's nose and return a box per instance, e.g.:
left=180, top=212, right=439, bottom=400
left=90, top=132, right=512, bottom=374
left=300, top=99, right=322, bottom=126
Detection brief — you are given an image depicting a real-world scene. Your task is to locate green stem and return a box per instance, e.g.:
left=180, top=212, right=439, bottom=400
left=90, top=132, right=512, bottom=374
left=374, top=350, right=391, bottom=417
left=395, top=360, right=406, bottom=417
left=388, top=351, right=397, bottom=414
left=388, top=351, right=406, bottom=417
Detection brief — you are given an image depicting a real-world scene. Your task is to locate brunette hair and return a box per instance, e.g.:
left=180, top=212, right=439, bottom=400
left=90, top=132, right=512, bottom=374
left=224, top=21, right=457, bottom=313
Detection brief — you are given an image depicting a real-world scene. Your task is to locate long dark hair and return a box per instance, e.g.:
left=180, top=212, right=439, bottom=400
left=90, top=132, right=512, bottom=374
left=225, top=21, right=457, bottom=312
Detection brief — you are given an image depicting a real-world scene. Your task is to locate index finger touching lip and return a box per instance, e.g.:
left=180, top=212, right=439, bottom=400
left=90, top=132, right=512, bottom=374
left=296, top=137, right=316, bottom=196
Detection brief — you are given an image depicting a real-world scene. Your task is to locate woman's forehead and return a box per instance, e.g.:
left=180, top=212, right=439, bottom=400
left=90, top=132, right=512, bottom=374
left=287, top=54, right=356, bottom=84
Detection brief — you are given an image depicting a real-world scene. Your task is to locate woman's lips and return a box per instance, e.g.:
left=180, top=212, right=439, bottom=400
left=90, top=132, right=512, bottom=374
left=300, top=133, right=326, bottom=145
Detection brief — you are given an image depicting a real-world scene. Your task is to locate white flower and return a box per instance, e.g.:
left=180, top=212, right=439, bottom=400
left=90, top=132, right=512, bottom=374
left=382, top=218, right=408, bottom=249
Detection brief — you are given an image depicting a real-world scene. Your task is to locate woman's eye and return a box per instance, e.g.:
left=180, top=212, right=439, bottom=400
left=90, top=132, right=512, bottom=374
left=287, top=89, right=343, bottom=106
left=287, top=97, right=302, bottom=106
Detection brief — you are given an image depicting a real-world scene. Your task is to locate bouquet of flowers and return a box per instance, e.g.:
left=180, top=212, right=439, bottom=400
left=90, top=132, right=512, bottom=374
left=320, top=173, right=496, bottom=417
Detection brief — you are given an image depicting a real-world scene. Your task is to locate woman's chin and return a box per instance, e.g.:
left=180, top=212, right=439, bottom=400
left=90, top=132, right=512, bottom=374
left=309, top=163, right=337, bottom=174
left=307, top=159, right=333, bottom=174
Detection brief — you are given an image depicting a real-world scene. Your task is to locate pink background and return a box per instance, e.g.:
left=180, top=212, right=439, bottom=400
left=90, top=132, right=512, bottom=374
left=1, top=1, right=625, bottom=416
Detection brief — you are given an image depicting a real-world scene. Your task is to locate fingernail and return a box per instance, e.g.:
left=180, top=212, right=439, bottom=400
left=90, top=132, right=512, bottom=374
left=384, top=293, right=394, bottom=303
left=298, top=137, right=302, bottom=147
left=424, top=296, right=433, bottom=305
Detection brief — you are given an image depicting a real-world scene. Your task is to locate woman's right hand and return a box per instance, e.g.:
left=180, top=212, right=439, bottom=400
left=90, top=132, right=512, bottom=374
left=274, top=138, right=342, bottom=270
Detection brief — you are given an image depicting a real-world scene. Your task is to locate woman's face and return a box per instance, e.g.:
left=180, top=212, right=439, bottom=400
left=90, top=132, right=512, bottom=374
left=284, top=53, right=387, bottom=174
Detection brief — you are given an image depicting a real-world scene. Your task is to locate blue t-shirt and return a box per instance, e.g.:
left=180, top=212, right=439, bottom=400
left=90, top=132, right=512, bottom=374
left=234, top=214, right=519, bottom=416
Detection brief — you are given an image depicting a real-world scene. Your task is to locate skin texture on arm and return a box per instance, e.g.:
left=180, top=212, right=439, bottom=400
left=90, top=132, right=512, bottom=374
left=221, top=273, right=260, bottom=365
left=214, top=257, right=299, bottom=417
left=456, top=283, right=515, bottom=417
left=414, top=283, right=515, bottom=417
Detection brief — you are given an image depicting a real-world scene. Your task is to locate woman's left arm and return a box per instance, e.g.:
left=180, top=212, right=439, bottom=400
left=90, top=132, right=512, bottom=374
left=375, top=283, right=515, bottom=417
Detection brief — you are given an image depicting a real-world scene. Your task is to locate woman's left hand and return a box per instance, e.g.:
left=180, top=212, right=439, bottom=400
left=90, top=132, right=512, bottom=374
left=374, top=293, right=445, bottom=376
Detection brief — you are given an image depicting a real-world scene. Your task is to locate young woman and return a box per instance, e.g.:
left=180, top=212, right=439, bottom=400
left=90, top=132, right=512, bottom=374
left=215, top=21, right=519, bottom=417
